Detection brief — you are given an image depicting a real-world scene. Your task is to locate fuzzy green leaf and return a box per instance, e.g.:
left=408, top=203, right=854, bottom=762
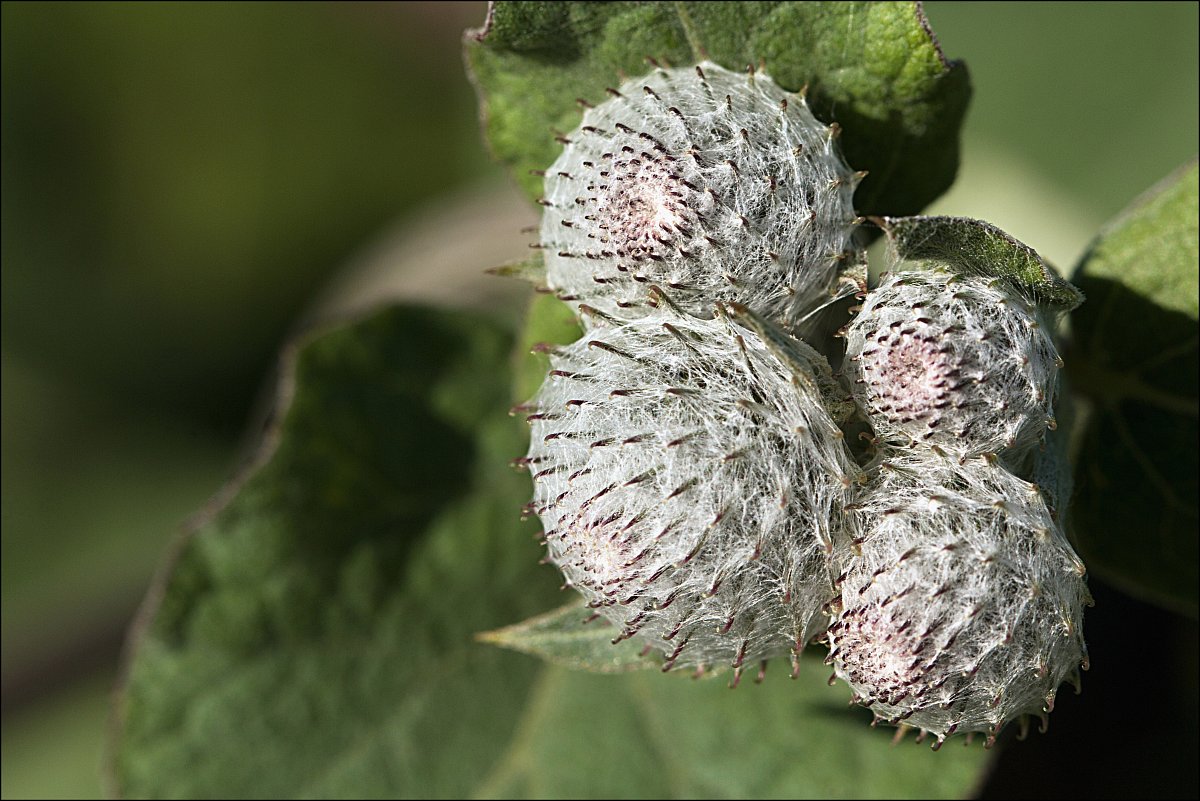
left=877, top=215, right=1085, bottom=308
left=1067, top=162, right=1199, bottom=617
left=110, top=305, right=564, bottom=797
left=112, top=299, right=989, bottom=797
left=475, top=663, right=988, bottom=798
left=466, top=1, right=970, bottom=217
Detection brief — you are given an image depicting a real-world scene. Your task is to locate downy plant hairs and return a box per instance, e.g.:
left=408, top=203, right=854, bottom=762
left=537, top=60, right=862, bottom=335
left=523, top=299, right=858, bottom=678
left=843, top=270, right=1062, bottom=464
left=516, top=60, right=1087, bottom=744
left=828, top=455, right=1090, bottom=746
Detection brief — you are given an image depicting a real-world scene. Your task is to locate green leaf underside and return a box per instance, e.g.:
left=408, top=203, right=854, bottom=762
left=113, top=298, right=989, bottom=797
left=1068, top=162, right=1199, bottom=617
left=466, top=1, right=970, bottom=217
left=878, top=215, right=1085, bottom=309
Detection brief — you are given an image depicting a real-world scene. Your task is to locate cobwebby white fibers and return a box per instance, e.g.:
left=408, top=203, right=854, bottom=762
left=522, top=302, right=860, bottom=673
left=843, top=271, right=1061, bottom=462
left=827, top=454, right=1090, bottom=742
left=539, top=61, right=862, bottom=332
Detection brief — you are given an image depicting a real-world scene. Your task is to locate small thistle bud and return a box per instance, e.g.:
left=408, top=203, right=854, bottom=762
left=828, top=456, right=1089, bottom=742
left=540, top=61, right=861, bottom=330
left=843, top=271, right=1061, bottom=461
left=523, top=303, right=859, bottom=672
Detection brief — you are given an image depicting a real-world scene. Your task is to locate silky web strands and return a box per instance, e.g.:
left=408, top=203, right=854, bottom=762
left=835, top=270, right=1085, bottom=740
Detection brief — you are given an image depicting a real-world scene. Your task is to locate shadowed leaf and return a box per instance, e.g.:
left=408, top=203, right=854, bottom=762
left=111, top=296, right=990, bottom=798
left=110, top=305, right=563, bottom=797
left=474, top=660, right=989, bottom=798
left=1067, top=161, right=1199, bottom=617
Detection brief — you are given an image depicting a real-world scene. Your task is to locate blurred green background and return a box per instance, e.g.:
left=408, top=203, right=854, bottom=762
left=2, top=2, right=1196, bottom=798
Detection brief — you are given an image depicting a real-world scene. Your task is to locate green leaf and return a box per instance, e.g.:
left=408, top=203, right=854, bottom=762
left=1067, top=161, right=1199, bottom=617
left=111, top=304, right=564, bottom=797
left=466, top=1, right=970, bottom=217
left=876, top=215, right=1085, bottom=308
left=475, top=664, right=988, bottom=798
left=479, top=601, right=662, bottom=673
left=113, top=299, right=989, bottom=797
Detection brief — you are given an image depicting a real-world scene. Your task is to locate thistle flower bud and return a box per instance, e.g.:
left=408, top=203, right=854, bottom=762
left=844, top=271, right=1061, bottom=461
left=539, top=61, right=862, bottom=331
left=522, top=301, right=859, bottom=675
left=828, top=456, right=1090, bottom=743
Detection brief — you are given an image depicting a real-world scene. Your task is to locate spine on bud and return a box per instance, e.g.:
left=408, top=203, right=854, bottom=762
left=510, top=58, right=1089, bottom=744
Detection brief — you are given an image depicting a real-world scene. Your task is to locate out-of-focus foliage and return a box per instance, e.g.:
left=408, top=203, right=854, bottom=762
left=2, top=4, right=495, bottom=797
left=111, top=306, right=568, bottom=798
left=1, top=2, right=490, bottom=429
left=923, top=2, right=1198, bottom=230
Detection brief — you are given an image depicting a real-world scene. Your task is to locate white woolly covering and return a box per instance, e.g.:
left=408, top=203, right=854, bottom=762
left=540, top=61, right=862, bottom=334
left=843, top=271, right=1062, bottom=464
left=522, top=302, right=860, bottom=673
left=517, top=59, right=1089, bottom=740
left=828, top=454, right=1090, bottom=741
